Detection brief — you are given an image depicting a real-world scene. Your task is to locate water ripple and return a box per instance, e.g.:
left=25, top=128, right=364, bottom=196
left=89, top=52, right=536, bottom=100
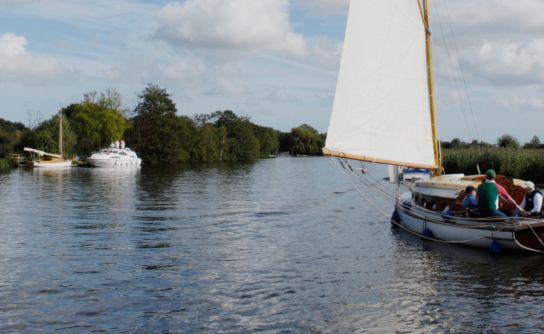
left=1, top=159, right=543, bottom=332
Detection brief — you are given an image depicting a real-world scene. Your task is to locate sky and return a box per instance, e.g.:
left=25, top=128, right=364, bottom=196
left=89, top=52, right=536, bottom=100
left=0, top=0, right=543, bottom=143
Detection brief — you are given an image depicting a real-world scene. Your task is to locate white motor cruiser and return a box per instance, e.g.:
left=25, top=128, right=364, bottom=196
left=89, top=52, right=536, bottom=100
left=87, top=140, right=142, bottom=167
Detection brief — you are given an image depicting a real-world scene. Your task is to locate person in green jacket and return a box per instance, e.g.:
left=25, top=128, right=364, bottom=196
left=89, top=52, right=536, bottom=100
left=477, top=169, right=519, bottom=218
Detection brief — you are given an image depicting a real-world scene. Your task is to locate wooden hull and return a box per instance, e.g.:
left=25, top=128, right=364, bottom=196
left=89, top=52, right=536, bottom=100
left=31, top=160, right=72, bottom=168
left=395, top=201, right=544, bottom=253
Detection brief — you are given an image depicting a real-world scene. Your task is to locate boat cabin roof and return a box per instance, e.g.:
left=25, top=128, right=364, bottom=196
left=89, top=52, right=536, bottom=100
left=412, top=174, right=526, bottom=199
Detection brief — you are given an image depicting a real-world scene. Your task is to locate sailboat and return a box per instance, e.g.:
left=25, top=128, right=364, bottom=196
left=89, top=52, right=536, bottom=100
left=324, top=0, right=544, bottom=253
left=24, top=110, right=72, bottom=168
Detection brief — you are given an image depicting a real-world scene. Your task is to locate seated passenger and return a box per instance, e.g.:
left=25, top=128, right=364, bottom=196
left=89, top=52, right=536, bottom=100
left=462, top=185, right=478, bottom=209
left=477, top=169, right=519, bottom=218
left=519, top=181, right=543, bottom=217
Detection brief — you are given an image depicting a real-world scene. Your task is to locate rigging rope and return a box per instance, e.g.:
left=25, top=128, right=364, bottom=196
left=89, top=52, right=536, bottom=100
left=441, top=0, right=480, bottom=141
left=434, top=0, right=481, bottom=142
left=434, top=1, right=473, bottom=141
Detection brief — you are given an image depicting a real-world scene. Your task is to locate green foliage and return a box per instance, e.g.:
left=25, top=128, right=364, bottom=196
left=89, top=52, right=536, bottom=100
left=441, top=138, right=492, bottom=149
left=0, top=118, right=26, bottom=158
left=524, top=135, right=542, bottom=149
left=125, top=85, right=192, bottom=164
left=211, top=110, right=260, bottom=162
left=287, top=124, right=325, bottom=156
left=252, top=125, right=279, bottom=158
left=134, top=84, right=177, bottom=118
left=0, top=118, right=26, bottom=132
left=443, top=147, right=544, bottom=183
left=190, top=123, right=221, bottom=162
left=497, top=134, right=520, bottom=149
left=0, top=158, right=10, bottom=171
left=19, top=115, right=76, bottom=156
left=0, top=128, right=14, bottom=158
left=64, top=90, right=129, bottom=155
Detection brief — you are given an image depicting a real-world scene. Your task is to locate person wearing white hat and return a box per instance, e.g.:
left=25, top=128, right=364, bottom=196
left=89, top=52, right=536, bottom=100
left=519, top=181, right=543, bottom=217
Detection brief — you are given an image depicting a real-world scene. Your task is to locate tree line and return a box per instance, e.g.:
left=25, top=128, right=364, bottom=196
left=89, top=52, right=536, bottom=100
left=441, top=134, right=544, bottom=150
left=0, top=85, right=326, bottom=166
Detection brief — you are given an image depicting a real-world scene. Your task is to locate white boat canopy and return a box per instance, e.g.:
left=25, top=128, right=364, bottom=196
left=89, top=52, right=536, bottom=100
left=24, top=147, right=63, bottom=158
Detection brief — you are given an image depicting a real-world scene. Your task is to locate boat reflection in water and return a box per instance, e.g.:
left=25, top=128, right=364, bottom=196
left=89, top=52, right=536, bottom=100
left=383, top=230, right=544, bottom=332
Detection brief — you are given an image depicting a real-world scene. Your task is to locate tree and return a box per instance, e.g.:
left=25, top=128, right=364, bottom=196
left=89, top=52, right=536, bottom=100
left=450, top=138, right=463, bottom=149
left=19, top=114, right=76, bottom=156
left=133, top=84, right=177, bottom=118
left=64, top=90, right=129, bottom=156
left=212, top=110, right=260, bottom=162
left=253, top=125, right=279, bottom=157
left=524, top=135, right=541, bottom=149
left=497, top=134, right=520, bottom=149
left=190, top=123, right=221, bottom=162
left=125, top=84, right=192, bottom=164
left=288, top=124, right=325, bottom=156
left=0, top=118, right=27, bottom=157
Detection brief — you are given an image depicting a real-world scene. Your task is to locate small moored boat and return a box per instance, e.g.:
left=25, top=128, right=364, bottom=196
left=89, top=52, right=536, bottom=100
left=24, top=148, right=73, bottom=168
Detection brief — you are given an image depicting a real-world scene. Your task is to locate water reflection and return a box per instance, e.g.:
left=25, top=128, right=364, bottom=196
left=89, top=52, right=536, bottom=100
left=1, top=159, right=544, bottom=333
left=386, top=231, right=544, bottom=332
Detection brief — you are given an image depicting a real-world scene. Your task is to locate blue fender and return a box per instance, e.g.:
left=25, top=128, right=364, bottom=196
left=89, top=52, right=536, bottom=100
left=422, top=227, right=434, bottom=238
left=391, top=209, right=400, bottom=229
left=489, top=239, right=501, bottom=253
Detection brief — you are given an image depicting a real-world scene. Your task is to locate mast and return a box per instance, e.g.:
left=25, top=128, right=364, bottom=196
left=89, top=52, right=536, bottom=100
left=423, top=0, right=442, bottom=175
left=58, top=110, right=63, bottom=157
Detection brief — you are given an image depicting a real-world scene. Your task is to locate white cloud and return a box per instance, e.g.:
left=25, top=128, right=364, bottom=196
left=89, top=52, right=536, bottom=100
left=0, top=32, right=64, bottom=82
left=158, top=58, right=206, bottom=82
left=266, top=89, right=300, bottom=103
left=442, top=0, right=544, bottom=36
left=156, top=0, right=307, bottom=57
left=464, top=40, right=544, bottom=85
left=0, top=0, right=158, bottom=29
left=433, top=0, right=544, bottom=86
left=499, top=95, right=544, bottom=112
left=207, top=79, right=245, bottom=96
left=306, top=37, right=343, bottom=70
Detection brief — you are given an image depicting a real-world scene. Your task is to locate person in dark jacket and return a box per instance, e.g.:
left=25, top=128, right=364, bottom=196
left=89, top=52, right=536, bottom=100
left=519, top=181, right=543, bottom=217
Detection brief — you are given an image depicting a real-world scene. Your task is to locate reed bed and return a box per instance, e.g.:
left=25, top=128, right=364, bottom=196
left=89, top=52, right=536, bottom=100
left=443, top=148, right=544, bottom=183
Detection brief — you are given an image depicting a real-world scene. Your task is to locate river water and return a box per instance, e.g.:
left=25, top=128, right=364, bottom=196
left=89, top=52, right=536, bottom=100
left=1, top=157, right=543, bottom=333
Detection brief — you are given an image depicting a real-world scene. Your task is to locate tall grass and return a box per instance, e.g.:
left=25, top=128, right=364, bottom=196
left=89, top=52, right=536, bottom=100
left=443, top=148, right=544, bottom=182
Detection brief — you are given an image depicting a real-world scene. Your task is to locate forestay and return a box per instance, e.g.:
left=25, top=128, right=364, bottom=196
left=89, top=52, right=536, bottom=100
left=324, top=0, right=437, bottom=169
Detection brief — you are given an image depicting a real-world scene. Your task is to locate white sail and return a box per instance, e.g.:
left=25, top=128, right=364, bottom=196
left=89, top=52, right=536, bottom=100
left=325, top=0, right=437, bottom=168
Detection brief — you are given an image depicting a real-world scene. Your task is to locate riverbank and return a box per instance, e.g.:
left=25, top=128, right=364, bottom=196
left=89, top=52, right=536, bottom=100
left=443, top=148, right=544, bottom=182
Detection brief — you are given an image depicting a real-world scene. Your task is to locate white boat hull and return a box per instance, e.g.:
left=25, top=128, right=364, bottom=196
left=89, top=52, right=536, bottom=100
left=88, top=158, right=141, bottom=167
left=394, top=200, right=544, bottom=253
left=397, top=207, right=523, bottom=250
left=32, top=160, right=72, bottom=168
